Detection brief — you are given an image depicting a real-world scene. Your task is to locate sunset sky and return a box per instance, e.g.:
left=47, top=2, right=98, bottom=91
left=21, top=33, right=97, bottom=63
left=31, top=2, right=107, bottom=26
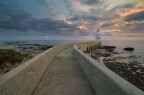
left=0, top=0, right=144, bottom=40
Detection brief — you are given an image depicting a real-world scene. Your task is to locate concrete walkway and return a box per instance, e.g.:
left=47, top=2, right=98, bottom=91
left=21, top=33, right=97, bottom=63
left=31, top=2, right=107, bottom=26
left=32, top=47, right=95, bottom=95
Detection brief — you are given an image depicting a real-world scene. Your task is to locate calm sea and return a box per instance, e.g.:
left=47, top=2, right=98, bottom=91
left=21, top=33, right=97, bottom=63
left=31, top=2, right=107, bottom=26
left=0, top=39, right=144, bottom=57
left=0, top=40, right=92, bottom=46
left=102, top=40, right=144, bottom=57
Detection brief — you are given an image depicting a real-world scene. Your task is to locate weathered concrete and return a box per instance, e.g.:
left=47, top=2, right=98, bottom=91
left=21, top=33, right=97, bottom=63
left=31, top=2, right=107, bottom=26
left=74, top=44, right=144, bottom=95
left=1, top=41, right=143, bottom=95
left=76, top=42, right=101, bottom=52
left=0, top=44, right=73, bottom=95
left=32, top=47, right=95, bottom=95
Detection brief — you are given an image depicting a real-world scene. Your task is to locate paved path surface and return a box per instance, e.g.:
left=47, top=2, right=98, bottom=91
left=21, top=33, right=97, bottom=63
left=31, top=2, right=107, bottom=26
left=32, top=47, right=95, bottom=95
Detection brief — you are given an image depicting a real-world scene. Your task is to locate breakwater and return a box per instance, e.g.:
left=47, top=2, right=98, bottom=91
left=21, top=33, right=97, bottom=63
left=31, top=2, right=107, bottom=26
left=74, top=42, right=144, bottom=95
left=0, top=44, right=73, bottom=95
left=0, top=42, right=143, bottom=95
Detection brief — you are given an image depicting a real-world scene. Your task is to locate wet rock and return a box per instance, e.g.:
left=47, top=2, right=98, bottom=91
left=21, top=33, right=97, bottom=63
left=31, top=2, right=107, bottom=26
left=111, top=51, right=119, bottom=54
left=99, top=46, right=116, bottom=50
left=103, top=59, right=144, bottom=91
left=100, top=53, right=111, bottom=57
left=86, top=45, right=144, bottom=91
left=28, top=47, right=34, bottom=49
left=123, top=47, right=134, bottom=51
left=102, top=46, right=116, bottom=52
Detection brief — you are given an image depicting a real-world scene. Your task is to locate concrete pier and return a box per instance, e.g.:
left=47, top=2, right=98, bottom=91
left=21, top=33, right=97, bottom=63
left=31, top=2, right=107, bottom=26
left=0, top=42, right=143, bottom=95
left=32, top=47, right=95, bottom=95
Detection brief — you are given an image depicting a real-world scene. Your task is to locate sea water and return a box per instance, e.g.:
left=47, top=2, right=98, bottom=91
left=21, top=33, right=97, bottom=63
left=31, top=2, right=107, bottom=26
left=0, top=40, right=144, bottom=65
left=0, top=40, right=92, bottom=46
left=102, top=40, right=144, bottom=66
left=102, top=40, right=144, bottom=57
left=0, top=40, right=144, bottom=55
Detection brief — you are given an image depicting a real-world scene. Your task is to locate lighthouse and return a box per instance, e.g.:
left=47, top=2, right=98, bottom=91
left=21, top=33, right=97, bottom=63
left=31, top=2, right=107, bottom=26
left=95, top=28, right=101, bottom=42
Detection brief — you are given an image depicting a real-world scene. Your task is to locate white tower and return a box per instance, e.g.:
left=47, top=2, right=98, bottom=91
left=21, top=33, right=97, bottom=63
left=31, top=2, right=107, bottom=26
left=95, top=28, right=101, bottom=42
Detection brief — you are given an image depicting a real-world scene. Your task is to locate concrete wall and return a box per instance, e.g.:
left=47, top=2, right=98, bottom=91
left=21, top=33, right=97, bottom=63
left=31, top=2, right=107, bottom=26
left=76, top=42, right=101, bottom=52
left=0, top=44, right=73, bottom=95
left=74, top=44, right=144, bottom=95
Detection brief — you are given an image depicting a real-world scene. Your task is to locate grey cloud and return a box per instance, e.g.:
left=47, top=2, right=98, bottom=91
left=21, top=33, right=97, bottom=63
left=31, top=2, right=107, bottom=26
left=100, top=32, right=112, bottom=36
left=122, top=23, right=144, bottom=33
left=80, top=0, right=101, bottom=5
left=0, top=1, right=32, bottom=23
left=77, top=30, right=90, bottom=36
left=0, top=0, right=89, bottom=36
left=101, top=3, right=137, bottom=20
left=70, top=15, right=99, bottom=21
left=0, top=17, right=78, bottom=35
left=40, top=0, right=48, bottom=6
left=122, top=8, right=144, bottom=33
left=100, top=22, right=114, bottom=28
left=124, top=11, right=144, bottom=21
left=112, top=3, right=135, bottom=10
left=89, top=8, right=105, bottom=17
left=100, top=2, right=144, bottom=33
left=122, top=3, right=135, bottom=9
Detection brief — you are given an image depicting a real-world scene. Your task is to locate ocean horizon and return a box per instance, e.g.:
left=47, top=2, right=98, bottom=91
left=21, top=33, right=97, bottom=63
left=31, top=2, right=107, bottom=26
left=0, top=39, right=144, bottom=57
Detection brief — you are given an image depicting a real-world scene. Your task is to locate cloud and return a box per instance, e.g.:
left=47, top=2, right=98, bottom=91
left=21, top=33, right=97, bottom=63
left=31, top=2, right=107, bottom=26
left=70, top=15, right=99, bottom=21
left=124, top=11, right=144, bottom=21
left=100, top=22, right=115, bottom=28
left=99, top=2, right=144, bottom=34
left=0, top=16, right=79, bottom=35
left=0, top=0, right=144, bottom=39
left=77, top=30, right=90, bottom=36
left=0, top=1, right=31, bottom=19
left=123, top=23, right=144, bottom=33
left=0, top=0, right=91, bottom=36
left=80, top=0, right=101, bottom=5
left=100, top=32, right=113, bottom=37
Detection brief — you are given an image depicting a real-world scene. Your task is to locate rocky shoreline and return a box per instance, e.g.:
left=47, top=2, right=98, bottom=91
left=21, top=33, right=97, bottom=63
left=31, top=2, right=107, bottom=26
left=87, top=46, right=144, bottom=91
left=0, top=42, right=53, bottom=75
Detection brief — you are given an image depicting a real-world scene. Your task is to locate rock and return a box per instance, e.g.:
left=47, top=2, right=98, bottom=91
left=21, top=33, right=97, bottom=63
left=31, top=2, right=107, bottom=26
left=111, top=51, right=119, bottom=54
left=28, top=47, right=34, bottom=49
left=0, top=49, right=23, bottom=68
left=106, top=46, right=116, bottom=52
left=101, top=53, right=111, bottom=57
left=98, top=46, right=116, bottom=52
left=123, top=47, right=134, bottom=51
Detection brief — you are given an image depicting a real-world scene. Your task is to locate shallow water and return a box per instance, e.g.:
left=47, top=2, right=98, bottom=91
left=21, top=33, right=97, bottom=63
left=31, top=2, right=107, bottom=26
left=102, top=40, right=144, bottom=57
left=102, top=40, right=144, bottom=66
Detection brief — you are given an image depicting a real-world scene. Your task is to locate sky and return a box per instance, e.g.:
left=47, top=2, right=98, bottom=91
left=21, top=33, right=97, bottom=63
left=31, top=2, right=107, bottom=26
left=0, top=0, right=144, bottom=40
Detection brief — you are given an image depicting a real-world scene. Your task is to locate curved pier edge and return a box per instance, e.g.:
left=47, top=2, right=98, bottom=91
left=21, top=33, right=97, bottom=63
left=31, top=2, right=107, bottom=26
left=74, top=42, right=144, bottom=95
left=0, top=44, right=73, bottom=95
left=0, top=42, right=143, bottom=95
